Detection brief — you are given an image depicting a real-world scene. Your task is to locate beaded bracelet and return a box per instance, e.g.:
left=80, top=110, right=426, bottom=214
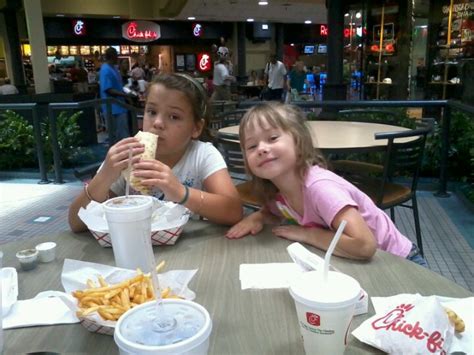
left=84, top=183, right=109, bottom=202
left=178, top=185, right=190, bottom=205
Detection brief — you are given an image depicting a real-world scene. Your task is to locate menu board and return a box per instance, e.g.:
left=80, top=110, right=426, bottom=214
left=130, top=45, right=140, bottom=54
left=80, top=46, right=91, bottom=55
left=91, top=45, right=101, bottom=55
left=121, top=45, right=130, bottom=55
left=47, top=46, right=58, bottom=55
left=100, top=46, right=108, bottom=55
left=59, top=46, right=69, bottom=56
left=69, top=46, right=78, bottom=55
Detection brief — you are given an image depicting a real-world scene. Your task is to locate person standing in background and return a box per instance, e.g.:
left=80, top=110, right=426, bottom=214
left=0, top=78, right=19, bottom=95
left=264, top=54, right=287, bottom=102
left=99, top=47, right=133, bottom=141
left=211, top=54, right=235, bottom=101
left=287, top=61, right=307, bottom=94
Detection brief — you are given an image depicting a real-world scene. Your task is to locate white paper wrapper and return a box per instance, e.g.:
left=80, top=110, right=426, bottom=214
left=78, top=198, right=190, bottom=246
left=61, top=259, right=197, bottom=335
left=352, top=294, right=473, bottom=354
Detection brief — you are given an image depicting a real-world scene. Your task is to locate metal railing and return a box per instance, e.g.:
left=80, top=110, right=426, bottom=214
left=48, top=97, right=143, bottom=183
left=0, top=103, right=49, bottom=184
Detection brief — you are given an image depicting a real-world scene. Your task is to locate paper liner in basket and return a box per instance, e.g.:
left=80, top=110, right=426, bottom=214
left=78, top=198, right=190, bottom=246
left=61, top=259, right=197, bottom=335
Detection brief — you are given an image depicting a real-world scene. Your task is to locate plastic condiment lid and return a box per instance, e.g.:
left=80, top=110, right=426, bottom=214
left=103, top=195, right=152, bottom=210
left=289, top=271, right=361, bottom=309
left=115, top=300, right=212, bottom=354
left=16, top=249, right=39, bottom=259
left=36, top=242, right=56, bottom=251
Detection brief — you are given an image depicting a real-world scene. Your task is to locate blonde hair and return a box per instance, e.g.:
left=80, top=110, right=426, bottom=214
left=239, top=102, right=327, bottom=204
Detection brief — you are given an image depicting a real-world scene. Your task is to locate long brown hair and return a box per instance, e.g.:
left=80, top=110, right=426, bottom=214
left=146, top=73, right=212, bottom=141
left=239, top=102, right=327, bottom=204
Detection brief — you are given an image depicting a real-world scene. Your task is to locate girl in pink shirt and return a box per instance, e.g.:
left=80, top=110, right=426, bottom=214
left=226, top=102, right=426, bottom=266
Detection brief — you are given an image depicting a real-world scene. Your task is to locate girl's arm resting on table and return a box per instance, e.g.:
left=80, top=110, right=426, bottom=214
left=272, top=206, right=377, bottom=260
left=191, top=168, right=243, bottom=225
left=226, top=206, right=280, bottom=239
left=68, top=172, right=117, bottom=233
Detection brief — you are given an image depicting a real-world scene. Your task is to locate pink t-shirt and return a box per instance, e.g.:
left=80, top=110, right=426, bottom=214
left=269, top=165, right=412, bottom=258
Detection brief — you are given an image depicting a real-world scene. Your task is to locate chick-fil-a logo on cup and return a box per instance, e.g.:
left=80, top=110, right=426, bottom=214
left=371, top=304, right=448, bottom=354
left=306, top=312, right=320, bottom=326
left=197, top=53, right=212, bottom=72
left=73, top=20, right=86, bottom=36
left=193, top=23, right=203, bottom=37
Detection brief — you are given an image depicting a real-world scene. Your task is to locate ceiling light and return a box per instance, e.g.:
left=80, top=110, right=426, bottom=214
left=344, top=13, right=349, bottom=17
left=304, top=20, right=312, bottom=24
left=262, top=24, right=269, bottom=30
left=355, top=12, right=362, bottom=19
left=247, top=18, right=254, bottom=22
left=187, top=16, right=196, bottom=20
left=113, top=16, right=121, bottom=19
left=258, top=1, right=268, bottom=5
left=56, top=14, right=65, bottom=17
left=290, top=43, right=294, bottom=46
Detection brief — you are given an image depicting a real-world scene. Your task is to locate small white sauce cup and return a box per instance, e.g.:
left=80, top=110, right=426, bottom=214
left=35, top=242, right=57, bottom=263
left=16, top=249, right=39, bottom=270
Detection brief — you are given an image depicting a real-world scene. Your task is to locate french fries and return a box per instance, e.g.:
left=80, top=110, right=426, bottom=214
left=73, top=260, right=180, bottom=321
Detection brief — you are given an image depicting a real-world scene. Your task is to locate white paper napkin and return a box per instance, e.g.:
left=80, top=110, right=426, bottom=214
left=3, top=290, right=79, bottom=329
left=239, top=263, right=304, bottom=289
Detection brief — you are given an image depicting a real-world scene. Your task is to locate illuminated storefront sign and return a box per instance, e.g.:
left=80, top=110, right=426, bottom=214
left=197, top=52, right=212, bottom=72
left=73, top=20, right=86, bottom=36
left=122, top=21, right=161, bottom=42
left=320, top=25, right=328, bottom=36
left=193, top=23, right=203, bottom=37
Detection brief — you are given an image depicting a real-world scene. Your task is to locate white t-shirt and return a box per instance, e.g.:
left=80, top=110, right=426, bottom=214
left=265, top=61, right=287, bottom=90
left=213, top=63, right=230, bottom=86
left=110, top=140, right=227, bottom=199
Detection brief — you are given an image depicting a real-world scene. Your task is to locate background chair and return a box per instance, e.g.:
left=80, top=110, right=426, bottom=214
left=215, top=131, right=260, bottom=209
left=209, top=109, right=247, bottom=131
left=333, top=125, right=432, bottom=256
left=337, top=109, right=401, bottom=125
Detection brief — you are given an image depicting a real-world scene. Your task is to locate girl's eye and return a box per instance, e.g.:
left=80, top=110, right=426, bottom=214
left=270, top=135, right=279, bottom=141
left=170, top=114, right=180, bottom=120
left=146, top=109, right=157, bottom=116
left=246, top=144, right=256, bottom=151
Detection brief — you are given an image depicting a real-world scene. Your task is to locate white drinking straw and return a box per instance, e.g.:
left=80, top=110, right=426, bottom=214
left=323, top=220, right=347, bottom=282
left=125, top=147, right=132, bottom=198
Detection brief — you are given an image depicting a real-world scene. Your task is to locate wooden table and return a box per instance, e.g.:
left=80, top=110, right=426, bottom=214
left=3, top=221, right=471, bottom=354
left=219, top=120, right=414, bottom=154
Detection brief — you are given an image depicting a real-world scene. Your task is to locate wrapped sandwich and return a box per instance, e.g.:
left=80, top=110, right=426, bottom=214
left=121, top=131, right=158, bottom=195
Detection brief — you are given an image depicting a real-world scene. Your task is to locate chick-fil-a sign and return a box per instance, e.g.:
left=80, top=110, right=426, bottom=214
left=197, top=52, right=212, bottom=72
left=73, top=20, right=86, bottom=36
left=193, top=23, right=203, bottom=37
left=122, top=21, right=160, bottom=42
left=371, top=304, right=448, bottom=354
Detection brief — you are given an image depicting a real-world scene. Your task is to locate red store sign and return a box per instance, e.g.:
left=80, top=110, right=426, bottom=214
left=122, top=21, right=161, bottom=42
left=197, top=52, right=212, bottom=72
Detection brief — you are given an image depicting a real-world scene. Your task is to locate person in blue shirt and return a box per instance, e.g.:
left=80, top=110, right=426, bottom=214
left=100, top=47, right=133, bottom=141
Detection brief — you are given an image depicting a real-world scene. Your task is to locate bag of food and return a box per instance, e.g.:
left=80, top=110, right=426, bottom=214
left=352, top=294, right=454, bottom=354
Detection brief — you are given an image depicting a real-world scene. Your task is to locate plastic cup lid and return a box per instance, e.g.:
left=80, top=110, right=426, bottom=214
left=36, top=242, right=56, bottom=251
left=289, top=271, right=361, bottom=309
left=103, top=195, right=152, bottom=210
left=115, top=299, right=212, bottom=354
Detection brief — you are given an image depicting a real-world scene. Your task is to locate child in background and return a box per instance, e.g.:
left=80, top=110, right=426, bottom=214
left=69, top=73, right=243, bottom=232
left=226, top=102, right=427, bottom=266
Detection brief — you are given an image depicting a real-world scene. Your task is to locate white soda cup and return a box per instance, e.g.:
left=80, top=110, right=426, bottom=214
left=289, top=271, right=361, bottom=354
left=114, top=299, right=212, bottom=354
left=103, top=195, right=153, bottom=271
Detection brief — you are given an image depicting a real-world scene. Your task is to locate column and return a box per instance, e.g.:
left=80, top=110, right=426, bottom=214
left=1, top=1, right=26, bottom=93
left=23, top=0, right=50, bottom=94
left=275, top=23, right=284, bottom=61
left=237, top=22, right=246, bottom=83
left=324, top=0, right=346, bottom=100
